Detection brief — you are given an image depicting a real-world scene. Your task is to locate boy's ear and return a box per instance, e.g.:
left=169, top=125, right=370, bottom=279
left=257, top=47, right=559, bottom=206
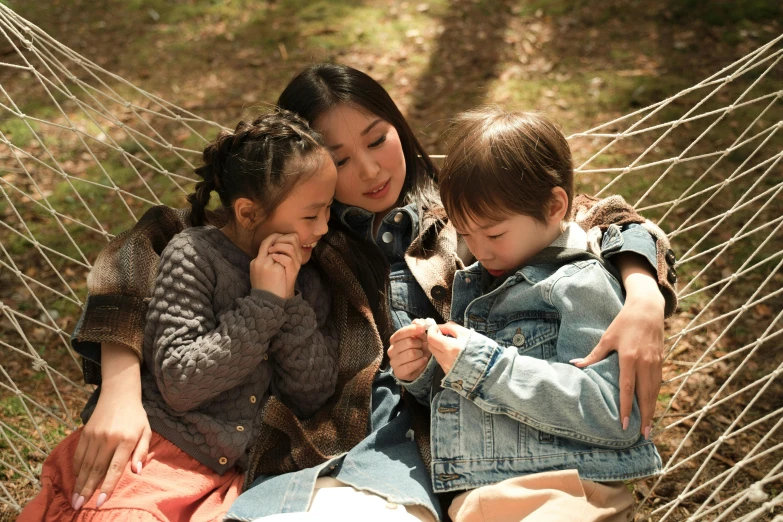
left=548, top=187, right=570, bottom=224
left=233, top=198, right=262, bottom=229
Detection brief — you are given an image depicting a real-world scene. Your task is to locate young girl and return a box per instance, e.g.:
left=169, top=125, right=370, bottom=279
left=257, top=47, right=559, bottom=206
left=390, top=108, right=664, bottom=522
left=21, top=110, right=341, bottom=520
left=67, top=65, right=674, bottom=520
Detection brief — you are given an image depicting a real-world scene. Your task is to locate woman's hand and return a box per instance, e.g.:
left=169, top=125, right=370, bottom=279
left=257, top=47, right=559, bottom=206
left=572, top=254, right=665, bottom=439
left=71, top=344, right=151, bottom=510
left=424, top=322, right=470, bottom=375
left=388, top=322, right=430, bottom=381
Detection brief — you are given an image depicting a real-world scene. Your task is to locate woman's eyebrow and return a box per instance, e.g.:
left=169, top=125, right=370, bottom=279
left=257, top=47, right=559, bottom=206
left=328, top=119, right=383, bottom=151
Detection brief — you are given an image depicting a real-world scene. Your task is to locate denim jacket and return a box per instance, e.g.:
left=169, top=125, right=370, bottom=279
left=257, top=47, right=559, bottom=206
left=403, top=223, right=663, bottom=493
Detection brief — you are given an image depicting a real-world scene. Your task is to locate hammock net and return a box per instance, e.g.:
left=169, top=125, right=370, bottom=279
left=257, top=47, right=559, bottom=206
left=0, top=4, right=781, bottom=520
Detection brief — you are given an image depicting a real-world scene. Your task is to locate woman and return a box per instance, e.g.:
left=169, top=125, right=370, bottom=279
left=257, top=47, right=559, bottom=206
left=68, top=64, right=676, bottom=520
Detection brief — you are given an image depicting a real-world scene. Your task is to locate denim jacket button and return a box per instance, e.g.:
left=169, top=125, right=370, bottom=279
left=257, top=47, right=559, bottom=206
left=394, top=212, right=404, bottom=223
left=512, top=333, right=525, bottom=346
left=665, top=248, right=676, bottom=265
left=382, top=232, right=394, bottom=244
left=452, top=380, right=463, bottom=391
left=431, top=285, right=447, bottom=300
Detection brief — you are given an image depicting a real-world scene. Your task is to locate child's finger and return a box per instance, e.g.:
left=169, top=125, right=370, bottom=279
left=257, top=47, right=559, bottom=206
left=395, top=356, right=429, bottom=380
left=268, top=242, right=301, bottom=265
left=389, top=323, right=427, bottom=344
left=435, top=322, right=469, bottom=339
left=257, top=233, right=282, bottom=258
left=272, top=234, right=303, bottom=263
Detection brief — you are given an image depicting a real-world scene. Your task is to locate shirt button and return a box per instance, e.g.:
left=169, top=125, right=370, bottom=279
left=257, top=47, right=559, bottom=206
left=382, top=231, right=394, bottom=243
left=385, top=502, right=398, bottom=510
left=219, top=457, right=228, bottom=465
left=236, top=425, right=245, bottom=432
left=394, top=212, right=404, bottom=223
left=464, top=277, right=471, bottom=284
left=249, top=395, right=257, bottom=404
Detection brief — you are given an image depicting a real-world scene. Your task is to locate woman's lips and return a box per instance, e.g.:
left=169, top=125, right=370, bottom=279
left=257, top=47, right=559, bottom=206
left=363, top=179, right=390, bottom=199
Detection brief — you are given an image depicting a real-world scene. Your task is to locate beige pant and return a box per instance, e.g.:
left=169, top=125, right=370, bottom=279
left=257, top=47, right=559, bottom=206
left=448, top=470, right=634, bottom=522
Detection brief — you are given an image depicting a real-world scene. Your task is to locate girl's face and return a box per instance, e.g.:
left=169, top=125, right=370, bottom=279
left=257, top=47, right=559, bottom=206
left=313, top=104, right=406, bottom=215
left=253, top=150, right=337, bottom=264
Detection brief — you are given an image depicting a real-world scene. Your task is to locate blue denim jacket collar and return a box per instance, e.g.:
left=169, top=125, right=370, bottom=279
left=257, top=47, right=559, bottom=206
left=332, top=201, right=420, bottom=243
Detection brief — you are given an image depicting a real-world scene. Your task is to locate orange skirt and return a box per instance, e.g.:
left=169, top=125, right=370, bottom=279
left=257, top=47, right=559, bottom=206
left=20, top=428, right=244, bottom=522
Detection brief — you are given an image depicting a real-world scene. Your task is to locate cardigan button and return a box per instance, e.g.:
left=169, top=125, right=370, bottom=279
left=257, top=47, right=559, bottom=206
left=236, top=425, right=245, bottom=432
left=219, top=457, right=228, bottom=465
left=262, top=353, right=269, bottom=361
left=667, top=267, right=678, bottom=284
left=249, top=395, right=257, bottom=404
left=665, top=249, right=676, bottom=265
left=431, top=285, right=447, bottom=300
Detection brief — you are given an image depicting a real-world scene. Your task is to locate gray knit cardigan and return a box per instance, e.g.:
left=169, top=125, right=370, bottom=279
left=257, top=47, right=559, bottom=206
left=137, top=226, right=339, bottom=474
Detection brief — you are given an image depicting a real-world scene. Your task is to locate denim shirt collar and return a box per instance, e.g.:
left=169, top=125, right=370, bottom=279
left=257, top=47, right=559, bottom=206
left=467, top=222, right=589, bottom=290
left=331, top=201, right=420, bottom=265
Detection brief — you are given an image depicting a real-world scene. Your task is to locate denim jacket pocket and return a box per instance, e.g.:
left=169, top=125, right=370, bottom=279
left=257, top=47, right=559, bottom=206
left=492, top=311, right=560, bottom=360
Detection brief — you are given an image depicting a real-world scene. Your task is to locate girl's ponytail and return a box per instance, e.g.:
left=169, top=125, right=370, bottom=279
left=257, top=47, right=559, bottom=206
left=187, top=129, right=237, bottom=226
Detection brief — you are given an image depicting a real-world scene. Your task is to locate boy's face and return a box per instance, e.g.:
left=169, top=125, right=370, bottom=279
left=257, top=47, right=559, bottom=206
left=453, top=213, right=559, bottom=277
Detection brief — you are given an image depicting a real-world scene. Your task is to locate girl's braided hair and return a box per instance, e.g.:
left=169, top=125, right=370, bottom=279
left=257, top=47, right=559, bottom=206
left=187, top=109, right=325, bottom=226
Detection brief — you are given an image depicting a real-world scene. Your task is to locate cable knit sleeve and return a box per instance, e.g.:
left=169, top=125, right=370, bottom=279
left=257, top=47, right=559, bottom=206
left=144, top=233, right=287, bottom=413
left=269, top=266, right=339, bottom=419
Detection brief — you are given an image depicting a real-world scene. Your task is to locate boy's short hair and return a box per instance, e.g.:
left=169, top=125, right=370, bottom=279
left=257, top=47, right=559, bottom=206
left=439, top=107, right=574, bottom=228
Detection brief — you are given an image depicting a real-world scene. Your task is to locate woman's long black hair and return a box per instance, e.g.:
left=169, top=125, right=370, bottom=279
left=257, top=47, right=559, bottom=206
left=277, top=63, right=446, bottom=343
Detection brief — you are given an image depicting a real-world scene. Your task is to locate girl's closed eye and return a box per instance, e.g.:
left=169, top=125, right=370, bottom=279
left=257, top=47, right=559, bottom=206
left=335, top=157, right=349, bottom=168
left=487, top=233, right=505, bottom=240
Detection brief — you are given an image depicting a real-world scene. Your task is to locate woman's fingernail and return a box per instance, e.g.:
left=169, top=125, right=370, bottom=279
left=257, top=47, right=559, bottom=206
left=74, top=495, right=85, bottom=511
left=71, top=493, right=78, bottom=508
left=644, top=425, right=652, bottom=440
left=569, top=358, right=585, bottom=365
left=96, top=492, right=107, bottom=508
left=622, top=417, right=629, bottom=431
left=135, top=461, right=142, bottom=475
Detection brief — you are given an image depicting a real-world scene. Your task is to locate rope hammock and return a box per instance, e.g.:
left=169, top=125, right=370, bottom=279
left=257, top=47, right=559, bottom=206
left=0, top=4, right=781, bottom=520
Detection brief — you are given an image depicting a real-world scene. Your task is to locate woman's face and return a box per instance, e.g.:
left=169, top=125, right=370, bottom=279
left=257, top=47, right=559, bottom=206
left=313, top=104, right=406, bottom=215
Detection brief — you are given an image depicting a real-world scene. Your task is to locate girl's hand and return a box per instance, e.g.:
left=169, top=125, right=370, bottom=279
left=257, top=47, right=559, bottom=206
left=572, top=254, right=665, bottom=439
left=425, top=322, right=470, bottom=375
left=250, top=233, right=288, bottom=299
left=72, top=344, right=151, bottom=510
left=267, top=234, right=302, bottom=299
left=389, top=322, right=430, bottom=381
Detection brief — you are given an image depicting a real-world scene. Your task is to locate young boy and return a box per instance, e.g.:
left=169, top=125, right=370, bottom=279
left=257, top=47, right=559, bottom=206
left=389, top=108, right=663, bottom=522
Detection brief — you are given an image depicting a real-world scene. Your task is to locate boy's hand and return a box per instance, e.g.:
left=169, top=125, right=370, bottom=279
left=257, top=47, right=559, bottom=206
left=268, top=234, right=302, bottom=299
left=389, top=322, right=430, bottom=381
left=426, top=322, right=469, bottom=375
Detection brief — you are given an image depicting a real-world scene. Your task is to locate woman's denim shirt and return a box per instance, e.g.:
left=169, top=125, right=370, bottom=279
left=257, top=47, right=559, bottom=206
left=332, top=201, right=444, bottom=330
left=403, top=223, right=662, bottom=493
